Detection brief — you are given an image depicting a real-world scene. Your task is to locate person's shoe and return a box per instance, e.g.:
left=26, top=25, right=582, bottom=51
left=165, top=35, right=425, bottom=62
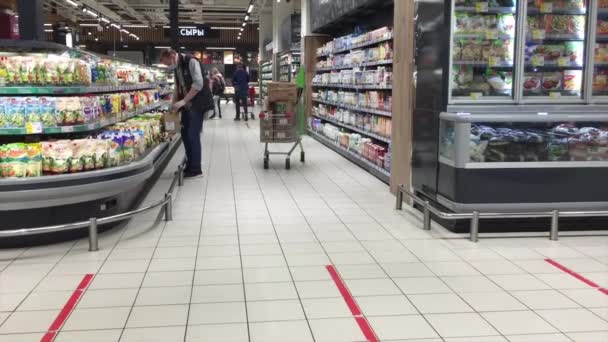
left=219, top=114, right=222, bottom=119
left=244, top=117, right=248, bottom=122
left=250, top=113, right=255, bottom=120
left=184, top=171, right=203, bottom=179
left=234, top=117, right=241, bottom=121
left=209, top=114, right=216, bottom=119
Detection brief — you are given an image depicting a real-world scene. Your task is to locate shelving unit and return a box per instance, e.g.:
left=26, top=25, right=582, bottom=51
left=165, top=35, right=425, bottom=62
left=0, top=101, right=168, bottom=135
left=278, top=50, right=301, bottom=82
left=308, top=129, right=390, bottom=183
left=260, top=60, right=273, bottom=98
left=309, top=26, right=393, bottom=183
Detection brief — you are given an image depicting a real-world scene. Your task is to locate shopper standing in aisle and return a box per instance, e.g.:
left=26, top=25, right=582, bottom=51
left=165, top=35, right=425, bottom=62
left=209, top=68, right=225, bottom=119
left=160, top=49, right=214, bottom=178
left=232, top=63, right=251, bottom=121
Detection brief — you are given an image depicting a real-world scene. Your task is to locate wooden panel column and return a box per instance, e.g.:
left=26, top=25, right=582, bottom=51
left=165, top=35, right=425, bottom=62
left=303, top=34, right=329, bottom=119
left=390, top=0, right=415, bottom=194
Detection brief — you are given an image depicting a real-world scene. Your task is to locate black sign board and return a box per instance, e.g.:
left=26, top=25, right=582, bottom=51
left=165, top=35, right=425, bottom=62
left=310, top=0, right=378, bottom=32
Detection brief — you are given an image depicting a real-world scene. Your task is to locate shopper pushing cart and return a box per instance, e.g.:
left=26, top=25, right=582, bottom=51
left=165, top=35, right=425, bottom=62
left=259, top=81, right=304, bottom=169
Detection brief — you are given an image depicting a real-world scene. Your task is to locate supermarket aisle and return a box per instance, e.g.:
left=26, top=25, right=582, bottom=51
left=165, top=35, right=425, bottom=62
left=0, top=107, right=607, bottom=342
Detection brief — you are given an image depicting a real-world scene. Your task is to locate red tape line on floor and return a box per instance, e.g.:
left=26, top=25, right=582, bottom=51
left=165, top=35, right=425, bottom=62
left=40, top=273, right=94, bottom=342
left=326, top=265, right=378, bottom=342
left=544, top=259, right=608, bottom=296
left=544, top=258, right=599, bottom=287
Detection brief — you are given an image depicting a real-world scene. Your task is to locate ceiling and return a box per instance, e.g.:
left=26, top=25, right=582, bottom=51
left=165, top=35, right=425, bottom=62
left=44, top=0, right=259, bottom=26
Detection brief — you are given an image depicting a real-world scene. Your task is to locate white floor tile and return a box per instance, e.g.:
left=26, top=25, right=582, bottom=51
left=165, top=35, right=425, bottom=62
left=355, top=295, right=418, bottom=316
left=142, top=270, right=194, bottom=287
left=186, top=323, right=249, bottom=342
left=247, top=299, right=305, bottom=322
left=506, top=333, right=573, bottom=342
left=243, top=267, right=292, bottom=283
left=194, top=269, right=242, bottom=285
left=135, top=286, right=191, bottom=306
left=308, top=318, right=366, bottom=342
left=126, top=304, right=189, bottom=328
left=249, top=320, right=314, bottom=342
left=301, top=297, right=353, bottom=319
left=368, top=315, right=439, bottom=340
left=409, top=293, right=473, bottom=314
left=536, top=308, right=608, bottom=332
left=55, top=329, right=122, bottom=342
left=394, top=277, right=453, bottom=294
left=191, top=284, right=244, bottom=303
left=481, top=311, right=558, bottom=335
left=295, top=280, right=342, bottom=299
left=0, top=310, right=57, bottom=334
left=120, top=326, right=186, bottom=342
left=62, top=307, right=131, bottom=331
left=77, top=288, right=138, bottom=308
left=460, top=291, right=528, bottom=312
left=511, top=290, right=581, bottom=310
left=426, top=312, right=499, bottom=338
left=344, top=278, right=401, bottom=296
left=245, top=282, right=298, bottom=301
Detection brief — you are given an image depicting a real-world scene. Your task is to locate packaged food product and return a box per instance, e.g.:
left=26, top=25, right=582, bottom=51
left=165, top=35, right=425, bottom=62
left=542, top=72, right=562, bottom=92
left=25, top=143, right=42, bottom=177
left=6, top=97, right=26, bottom=128
left=24, top=97, right=42, bottom=124
left=94, top=139, right=109, bottom=169
left=563, top=70, right=582, bottom=92
left=452, top=65, right=474, bottom=92
left=39, top=97, right=58, bottom=127
left=593, top=70, right=608, bottom=92
left=523, top=73, right=542, bottom=94
left=3, top=143, right=27, bottom=178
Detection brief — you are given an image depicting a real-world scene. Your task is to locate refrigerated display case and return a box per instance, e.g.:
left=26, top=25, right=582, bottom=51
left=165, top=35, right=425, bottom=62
left=0, top=40, right=180, bottom=238
left=413, top=0, right=608, bottom=231
left=279, top=50, right=301, bottom=83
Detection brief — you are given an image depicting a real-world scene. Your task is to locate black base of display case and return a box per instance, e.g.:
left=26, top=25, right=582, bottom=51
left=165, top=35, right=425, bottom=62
left=0, top=136, right=181, bottom=248
left=438, top=163, right=608, bottom=206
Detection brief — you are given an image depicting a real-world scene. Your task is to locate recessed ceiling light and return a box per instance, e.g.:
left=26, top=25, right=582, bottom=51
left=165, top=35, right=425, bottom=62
left=242, top=22, right=246, bottom=27
left=247, top=4, right=254, bottom=13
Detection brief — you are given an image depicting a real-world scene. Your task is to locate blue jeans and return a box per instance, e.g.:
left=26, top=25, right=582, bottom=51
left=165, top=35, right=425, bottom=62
left=181, top=108, right=204, bottom=173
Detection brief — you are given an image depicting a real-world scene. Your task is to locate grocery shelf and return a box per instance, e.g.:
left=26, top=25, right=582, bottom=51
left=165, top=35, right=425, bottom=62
left=527, top=7, right=586, bottom=15
left=0, top=101, right=168, bottom=135
left=317, top=34, right=393, bottom=58
left=597, top=34, right=608, bottom=42
left=453, top=33, right=514, bottom=40
left=453, top=61, right=513, bottom=67
left=0, top=83, right=163, bottom=95
left=312, top=98, right=392, bottom=117
left=316, top=59, right=393, bottom=72
left=528, top=33, right=585, bottom=41
left=454, top=6, right=516, bottom=13
left=311, top=83, right=392, bottom=90
left=308, top=129, right=389, bottom=184
left=311, top=114, right=391, bottom=143
left=524, top=62, right=583, bottom=69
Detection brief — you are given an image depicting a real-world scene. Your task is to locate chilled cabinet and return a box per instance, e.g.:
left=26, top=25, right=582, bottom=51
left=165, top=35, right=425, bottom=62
left=413, top=0, right=608, bottom=231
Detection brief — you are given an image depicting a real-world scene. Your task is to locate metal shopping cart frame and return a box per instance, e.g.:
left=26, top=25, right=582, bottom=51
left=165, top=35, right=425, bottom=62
left=260, top=111, right=305, bottom=170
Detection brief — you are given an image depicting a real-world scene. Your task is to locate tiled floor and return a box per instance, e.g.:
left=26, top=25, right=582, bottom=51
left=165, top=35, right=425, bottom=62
left=0, top=106, right=607, bottom=342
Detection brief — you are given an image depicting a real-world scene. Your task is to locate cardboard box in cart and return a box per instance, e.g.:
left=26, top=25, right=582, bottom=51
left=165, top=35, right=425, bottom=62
left=267, top=82, right=297, bottom=102
left=261, top=82, right=298, bottom=142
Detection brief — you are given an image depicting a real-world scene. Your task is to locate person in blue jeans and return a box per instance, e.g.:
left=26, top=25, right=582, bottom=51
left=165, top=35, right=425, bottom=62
left=232, top=63, right=252, bottom=121
left=160, top=49, right=214, bottom=178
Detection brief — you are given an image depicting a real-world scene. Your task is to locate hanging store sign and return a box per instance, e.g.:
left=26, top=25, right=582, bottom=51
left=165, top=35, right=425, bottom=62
left=179, top=26, right=207, bottom=37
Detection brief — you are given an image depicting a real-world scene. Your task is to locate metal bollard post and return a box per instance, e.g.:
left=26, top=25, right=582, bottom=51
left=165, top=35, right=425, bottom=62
left=423, top=201, right=431, bottom=230
left=395, top=187, right=403, bottom=210
left=470, top=211, right=480, bottom=243
left=164, top=193, right=173, bottom=221
left=88, top=217, right=99, bottom=252
left=178, top=167, right=184, bottom=187
left=550, top=210, right=559, bottom=241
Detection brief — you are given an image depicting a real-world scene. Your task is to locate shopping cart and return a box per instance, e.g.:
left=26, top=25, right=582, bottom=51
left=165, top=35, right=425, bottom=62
left=260, top=109, right=305, bottom=170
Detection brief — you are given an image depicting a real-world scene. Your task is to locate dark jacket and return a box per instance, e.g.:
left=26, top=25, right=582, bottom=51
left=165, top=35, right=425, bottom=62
left=232, top=68, right=250, bottom=95
left=176, top=54, right=214, bottom=113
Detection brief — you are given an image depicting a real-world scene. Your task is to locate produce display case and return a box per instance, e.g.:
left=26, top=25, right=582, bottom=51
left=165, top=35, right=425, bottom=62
left=278, top=50, right=301, bottom=82
left=0, top=40, right=179, bottom=238
left=413, top=0, right=608, bottom=231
